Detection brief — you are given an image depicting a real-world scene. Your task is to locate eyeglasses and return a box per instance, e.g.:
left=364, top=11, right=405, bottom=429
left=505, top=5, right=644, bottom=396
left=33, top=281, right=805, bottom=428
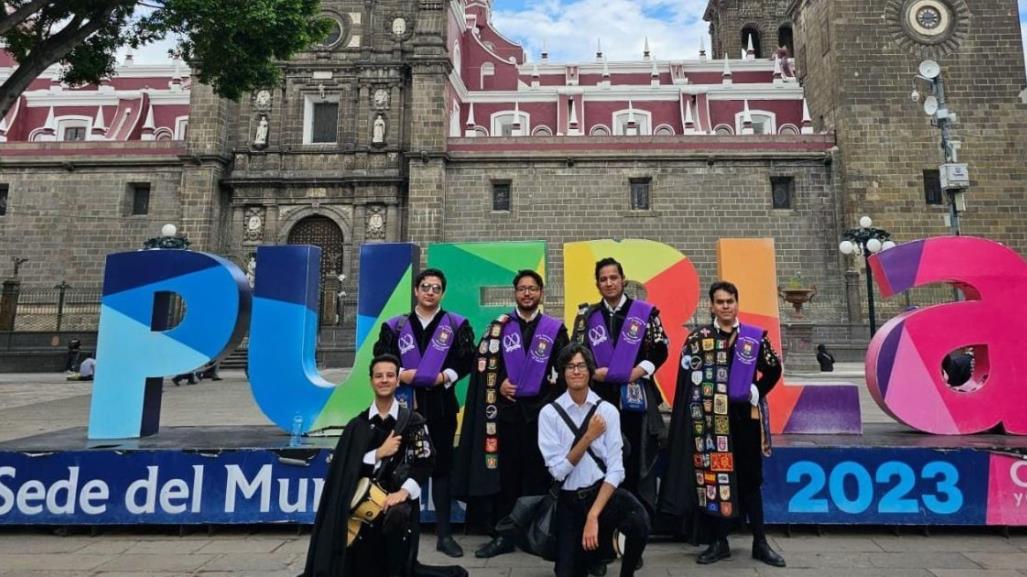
left=564, top=362, right=589, bottom=373
left=418, top=283, right=443, bottom=294
left=515, top=286, right=541, bottom=294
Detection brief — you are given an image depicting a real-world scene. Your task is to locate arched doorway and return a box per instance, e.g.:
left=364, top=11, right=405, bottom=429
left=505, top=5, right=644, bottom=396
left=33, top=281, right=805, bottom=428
left=287, top=215, right=345, bottom=324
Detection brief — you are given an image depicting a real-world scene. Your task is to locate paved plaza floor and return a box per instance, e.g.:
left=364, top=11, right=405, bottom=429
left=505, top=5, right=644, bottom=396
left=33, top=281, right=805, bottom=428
left=1, top=367, right=1025, bottom=576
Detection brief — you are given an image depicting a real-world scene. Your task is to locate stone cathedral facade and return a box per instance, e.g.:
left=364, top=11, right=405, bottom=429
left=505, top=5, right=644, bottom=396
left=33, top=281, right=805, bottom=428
left=1, top=0, right=1024, bottom=355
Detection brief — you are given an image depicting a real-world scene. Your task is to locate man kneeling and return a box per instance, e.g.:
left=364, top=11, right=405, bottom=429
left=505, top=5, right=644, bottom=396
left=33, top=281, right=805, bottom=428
left=539, top=343, right=650, bottom=577
left=301, top=354, right=434, bottom=577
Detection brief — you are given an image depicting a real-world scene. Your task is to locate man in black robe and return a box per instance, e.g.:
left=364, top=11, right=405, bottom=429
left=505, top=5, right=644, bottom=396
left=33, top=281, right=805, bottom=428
left=301, top=354, right=435, bottom=577
left=658, top=281, right=786, bottom=567
left=453, top=269, right=569, bottom=558
left=572, top=257, right=669, bottom=509
left=374, top=268, right=475, bottom=557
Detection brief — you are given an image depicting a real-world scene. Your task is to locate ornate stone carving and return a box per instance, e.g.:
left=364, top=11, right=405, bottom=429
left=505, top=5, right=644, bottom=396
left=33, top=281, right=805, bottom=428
left=366, top=205, right=386, bottom=240
left=243, top=206, right=266, bottom=242
left=253, top=115, right=269, bottom=149
left=373, top=88, right=390, bottom=110
left=254, top=90, right=272, bottom=110
left=372, top=113, right=386, bottom=145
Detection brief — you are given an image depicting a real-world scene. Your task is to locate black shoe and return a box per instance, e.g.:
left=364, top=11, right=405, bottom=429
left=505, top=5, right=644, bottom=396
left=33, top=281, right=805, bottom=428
left=635, top=557, right=643, bottom=570
left=475, top=536, right=515, bottom=558
left=697, top=539, right=731, bottom=564
left=752, top=540, right=786, bottom=567
left=212, top=377, right=222, bottom=381
left=587, top=561, right=607, bottom=576
left=436, top=535, right=463, bottom=558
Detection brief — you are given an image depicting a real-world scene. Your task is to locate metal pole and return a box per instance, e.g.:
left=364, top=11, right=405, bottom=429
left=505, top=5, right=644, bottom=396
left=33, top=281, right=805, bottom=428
left=934, top=75, right=961, bottom=237
left=864, top=249, right=877, bottom=336
left=55, top=281, right=69, bottom=332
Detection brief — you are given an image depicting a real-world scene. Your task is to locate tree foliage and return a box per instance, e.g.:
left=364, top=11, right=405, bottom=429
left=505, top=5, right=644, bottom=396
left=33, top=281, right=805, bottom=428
left=0, top=0, right=330, bottom=118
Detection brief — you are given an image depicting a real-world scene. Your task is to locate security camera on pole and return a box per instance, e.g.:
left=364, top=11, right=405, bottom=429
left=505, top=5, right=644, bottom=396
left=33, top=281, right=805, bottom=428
left=911, top=59, right=969, bottom=236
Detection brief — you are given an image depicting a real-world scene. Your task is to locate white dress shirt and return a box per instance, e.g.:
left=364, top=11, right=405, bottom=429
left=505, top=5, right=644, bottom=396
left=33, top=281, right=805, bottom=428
left=362, top=400, right=421, bottom=500
left=538, top=389, right=625, bottom=490
left=602, top=294, right=656, bottom=378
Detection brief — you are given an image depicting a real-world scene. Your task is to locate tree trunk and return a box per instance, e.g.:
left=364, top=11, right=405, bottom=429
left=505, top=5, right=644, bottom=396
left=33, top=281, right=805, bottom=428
left=0, top=0, right=52, bottom=36
left=0, top=9, right=114, bottom=119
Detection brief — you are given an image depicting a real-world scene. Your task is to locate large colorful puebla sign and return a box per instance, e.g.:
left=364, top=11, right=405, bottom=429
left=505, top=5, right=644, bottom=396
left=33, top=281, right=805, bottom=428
left=1, top=235, right=1025, bottom=526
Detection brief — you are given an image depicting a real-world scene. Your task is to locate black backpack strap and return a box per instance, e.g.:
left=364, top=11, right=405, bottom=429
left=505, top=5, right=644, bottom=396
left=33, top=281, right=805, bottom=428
left=550, top=401, right=607, bottom=474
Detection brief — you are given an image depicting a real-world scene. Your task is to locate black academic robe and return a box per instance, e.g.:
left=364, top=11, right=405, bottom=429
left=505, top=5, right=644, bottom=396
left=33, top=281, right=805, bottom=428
left=453, top=312, right=569, bottom=501
left=301, top=405, right=433, bottom=577
left=572, top=297, right=669, bottom=510
left=657, top=324, right=782, bottom=544
left=373, top=310, right=475, bottom=472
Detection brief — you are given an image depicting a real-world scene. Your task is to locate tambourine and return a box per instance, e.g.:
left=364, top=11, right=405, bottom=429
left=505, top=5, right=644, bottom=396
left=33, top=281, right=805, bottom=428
left=346, top=477, right=389, bottom=547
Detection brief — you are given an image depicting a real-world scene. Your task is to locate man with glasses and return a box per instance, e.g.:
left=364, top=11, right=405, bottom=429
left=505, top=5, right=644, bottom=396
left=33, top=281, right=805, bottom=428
left=374, top=268, right=476, bottom=557
left=572, top=258, right=669, bottom=512
left=539, top=342, right=650, bottom=577
left=454, top=270, right=569, bottom=558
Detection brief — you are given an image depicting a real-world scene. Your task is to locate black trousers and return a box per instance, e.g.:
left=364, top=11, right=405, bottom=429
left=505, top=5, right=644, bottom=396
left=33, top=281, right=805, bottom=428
left=492, top=412, right=549, bottom=526
left=555, top=485, right=650, bottom=577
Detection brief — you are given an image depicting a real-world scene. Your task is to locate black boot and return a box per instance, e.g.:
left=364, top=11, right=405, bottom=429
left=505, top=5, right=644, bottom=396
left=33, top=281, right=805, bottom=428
left=752, top=539, right=786, bottom=567
left=586, top=561, right=607, bottom=576
left=475, top=535, right=515, bottom=558
left=696, top=539, right=731, bottom=564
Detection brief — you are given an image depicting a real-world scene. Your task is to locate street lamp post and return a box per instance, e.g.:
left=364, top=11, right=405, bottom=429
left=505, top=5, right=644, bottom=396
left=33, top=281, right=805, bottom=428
left=144, top=224, right=190, bottom=250
left=839, top=216, right=896, bottom=336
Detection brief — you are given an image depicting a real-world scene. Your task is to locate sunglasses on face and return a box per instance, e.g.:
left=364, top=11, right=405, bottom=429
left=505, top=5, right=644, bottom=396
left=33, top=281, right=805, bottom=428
left=418, top=283, right=443, bottom=294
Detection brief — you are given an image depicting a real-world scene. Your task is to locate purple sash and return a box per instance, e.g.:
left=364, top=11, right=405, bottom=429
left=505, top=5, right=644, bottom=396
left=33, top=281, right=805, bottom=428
left=586, top=300, right=654, bottom=384
left=727, top=324, right=764, bottom=402
left=386, top=312, right=466, bottom=388
left=501, top=313, right=563, bottom=397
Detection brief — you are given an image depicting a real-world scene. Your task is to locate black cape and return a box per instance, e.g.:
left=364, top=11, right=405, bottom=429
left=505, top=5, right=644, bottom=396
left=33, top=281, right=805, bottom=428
left=302, top=409, right=393, bottom=577
left=452, top=313, right=567, bottom=500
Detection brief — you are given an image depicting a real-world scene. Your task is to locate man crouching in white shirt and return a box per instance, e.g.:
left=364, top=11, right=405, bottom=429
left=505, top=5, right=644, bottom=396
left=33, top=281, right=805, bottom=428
left=539, top=342, right=650, bottom=577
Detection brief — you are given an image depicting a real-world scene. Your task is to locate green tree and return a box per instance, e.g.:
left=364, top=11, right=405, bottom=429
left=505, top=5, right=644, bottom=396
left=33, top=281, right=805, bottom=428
left=0, top=0, right=330, bottom=118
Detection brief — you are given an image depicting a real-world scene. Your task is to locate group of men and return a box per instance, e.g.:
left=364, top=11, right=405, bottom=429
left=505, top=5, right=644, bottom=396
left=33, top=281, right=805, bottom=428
left=302, top=259, right=788, bottom=577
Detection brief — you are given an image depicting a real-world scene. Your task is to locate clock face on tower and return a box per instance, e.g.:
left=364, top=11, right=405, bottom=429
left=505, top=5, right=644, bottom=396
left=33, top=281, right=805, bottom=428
left=904, top=0, right=952, bottom=39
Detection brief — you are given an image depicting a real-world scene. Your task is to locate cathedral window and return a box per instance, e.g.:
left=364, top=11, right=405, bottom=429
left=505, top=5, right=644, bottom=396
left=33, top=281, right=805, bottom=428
left=771, top=177, right=794, bottom=209
left=0, top=184, right=8, bottom=216
left=304, top=94, right=340, bottom=145
left=735, top=111, right=776, bottom=135
left=57, top=118, right=90, bottom=141
left=613, top=110, right=651, bottom=136
left=491, top=180, right=512, bottom=211
left=491, top=111, right=529, bottom=137
left=741, top=27, right=762, bottom=58
left=923, top=169, right=943, bottom=205
left=630, top=178, right=651, bottom=210
left=778, top=25, right=794, bottom=57
left=127, top=183, right=151, bottom=216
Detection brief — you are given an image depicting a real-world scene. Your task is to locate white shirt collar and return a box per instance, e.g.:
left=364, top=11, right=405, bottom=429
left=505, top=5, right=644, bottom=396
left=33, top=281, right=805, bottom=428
left=556, top=388, right=601, bottom=410
left=368, top=399, right=400, bottom=421
left=602, top=294, right=628, bottom=313
left=715, top=318, right=740, bottom=333
left=415, top=307, right=440, bottom=327
left=516, top=307, right=540, bottom=322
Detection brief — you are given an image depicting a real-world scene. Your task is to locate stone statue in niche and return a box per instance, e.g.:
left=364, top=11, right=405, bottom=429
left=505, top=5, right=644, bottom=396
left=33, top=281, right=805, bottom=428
left=253, top=115, right=269, bottom=148
left=372, top=114, right=386, bottom=145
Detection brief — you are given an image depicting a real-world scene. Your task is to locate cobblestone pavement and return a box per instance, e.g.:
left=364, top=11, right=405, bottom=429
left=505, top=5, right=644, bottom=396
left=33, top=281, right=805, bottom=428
left=3, top=365, right=1024, bottom=576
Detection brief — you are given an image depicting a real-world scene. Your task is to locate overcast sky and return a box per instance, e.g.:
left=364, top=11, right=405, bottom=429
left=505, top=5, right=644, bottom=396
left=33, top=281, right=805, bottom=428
left=131, top=0, right=1027, bottom=72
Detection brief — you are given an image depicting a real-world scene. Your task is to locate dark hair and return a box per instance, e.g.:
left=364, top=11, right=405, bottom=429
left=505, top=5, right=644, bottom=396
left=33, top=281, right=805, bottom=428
left=368, top=354, right=401, bottom=377
left=556, top=342, right=596, bottom=379
left=415, top=268, right=447, bottom=292
left=708, top=281, right=739, bottom=302
left=594, top=257, right=624, bottom=281
left=513, top=269, right=544, bottom=290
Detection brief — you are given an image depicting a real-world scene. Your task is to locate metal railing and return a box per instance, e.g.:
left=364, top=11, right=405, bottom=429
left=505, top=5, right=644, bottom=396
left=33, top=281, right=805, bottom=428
left=11, top=284, right=103, bottom=332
